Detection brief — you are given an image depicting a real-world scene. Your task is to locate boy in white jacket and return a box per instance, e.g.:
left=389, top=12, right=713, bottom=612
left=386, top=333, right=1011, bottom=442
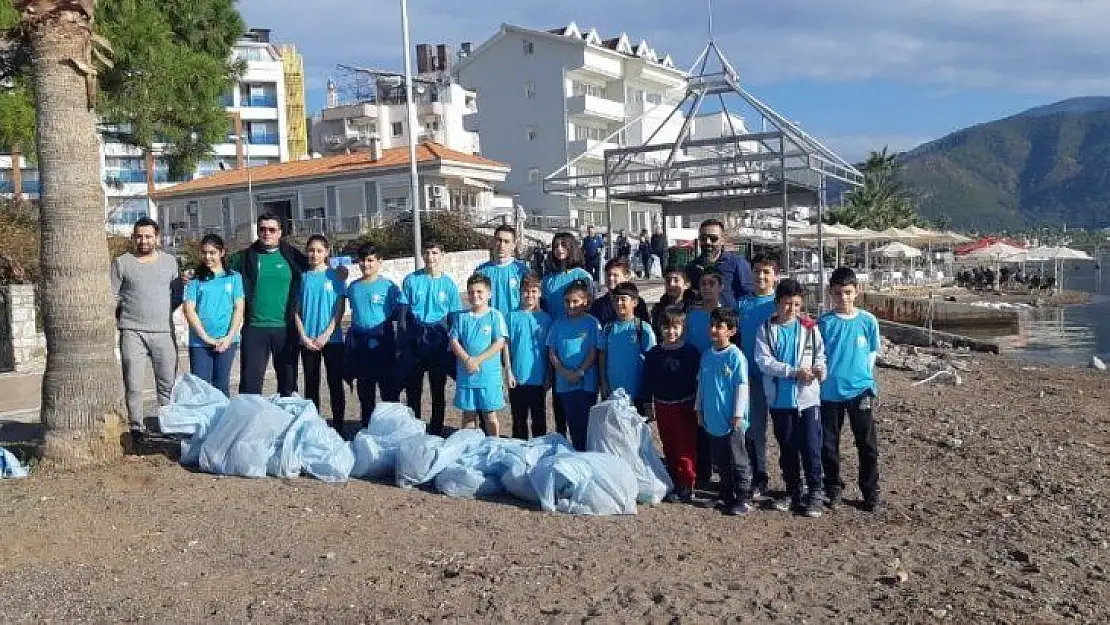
left=755, top=278, right=827, bottom=518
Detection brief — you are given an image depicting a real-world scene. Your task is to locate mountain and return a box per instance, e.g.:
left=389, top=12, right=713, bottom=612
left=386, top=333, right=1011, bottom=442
left=897, top=97, right=1110, bottom=230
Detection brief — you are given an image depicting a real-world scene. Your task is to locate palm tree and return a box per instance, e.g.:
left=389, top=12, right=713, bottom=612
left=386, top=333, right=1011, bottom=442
left=20, top=0, right=125, bottom=465
left=831, top=147, right=919, bottom=230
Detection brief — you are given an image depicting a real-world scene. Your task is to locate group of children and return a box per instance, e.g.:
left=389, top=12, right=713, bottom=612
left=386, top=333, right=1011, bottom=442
left=182, top=224, right=881, bottom=518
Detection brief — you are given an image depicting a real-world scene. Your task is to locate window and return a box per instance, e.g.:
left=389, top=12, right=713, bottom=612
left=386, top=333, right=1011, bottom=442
left=524, top=81, right=535, bottom=99
left=382, top=196, right=408, bottom=212
left=572, top=82, right=605, bottom=98
left=391, top=121, right=403, bottom=137
left=646, top=92, right=662, bottom=105
left=573, top=125, right=607, bottom=141
left=522, top=39, right=534, bottom=55
left=221, top=197, right=232, bottom=232
left=187, top=201, right=199, bottom=230
left=525, top=125, right=537, bottom=141
left=303, top=206, right=325, bottom=219
left=625, top=87, right=643, bottom=104
left=527, top=167, right=540, bottom=185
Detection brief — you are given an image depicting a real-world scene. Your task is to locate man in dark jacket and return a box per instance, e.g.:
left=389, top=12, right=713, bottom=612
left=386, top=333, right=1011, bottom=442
left=582, top=226, right=603, bottom=280
left=685, top=218, right=754, bottom=308
left=650, top=224, right=668, bottom=264
left=228, top=213, right=309, bottom=396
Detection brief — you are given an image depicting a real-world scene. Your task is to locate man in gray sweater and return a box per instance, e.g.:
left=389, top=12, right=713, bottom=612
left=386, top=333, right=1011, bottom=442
left=111, top=217, right=183, bottom=437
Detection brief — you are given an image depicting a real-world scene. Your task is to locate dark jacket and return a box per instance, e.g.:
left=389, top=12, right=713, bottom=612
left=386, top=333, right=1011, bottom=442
left=650, top=290, right=697, bottom=331
left=650, top=233, right=668, bottom=260
left=229, top=241, right=309, bottom=326
left=686, top=250, right=754, bottom=309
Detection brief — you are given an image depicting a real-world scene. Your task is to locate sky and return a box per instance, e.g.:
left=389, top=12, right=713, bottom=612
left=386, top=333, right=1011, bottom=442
left=239, top=0, right=1110, bottom=162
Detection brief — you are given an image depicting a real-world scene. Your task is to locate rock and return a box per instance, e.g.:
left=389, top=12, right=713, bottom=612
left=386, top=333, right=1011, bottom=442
left=1091, top=356, right=1107, bottom=371
left=322, top=552, right=336, bottom=560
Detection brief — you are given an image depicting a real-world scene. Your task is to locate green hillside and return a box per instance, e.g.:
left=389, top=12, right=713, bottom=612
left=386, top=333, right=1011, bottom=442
left=898, top=97, right=1110, bottom=230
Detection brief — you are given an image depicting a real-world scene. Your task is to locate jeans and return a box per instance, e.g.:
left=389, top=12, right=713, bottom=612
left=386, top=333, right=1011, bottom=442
left=707, top=428, right=752, bottom=505
left=189, top=344, right=238, bottom=397
left=239, top=325, right=299, bottom=396
left=119, top=329, right=178, bottom=428
left=745, top=383, right=770, bottom=491
left=821, top=391, right=880, bottom=499
left=405, top=354, right=449, bottom=436
left=509, top=384, right=547, bottom=439
left=770, top=406, right=824, bottom=496
left=301, top=343, right=346, bottom=429
left=654, top=400, right=699, bottom=489
left=557, top=390, right=595, bottom=451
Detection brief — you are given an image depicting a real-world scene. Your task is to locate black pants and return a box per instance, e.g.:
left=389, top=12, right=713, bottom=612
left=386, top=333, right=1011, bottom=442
left=406, top=355, right=449, bottom=436
left=509, top=384, right=547, bottom=439
left=707, top=429, right=752, bottom=505
left=821, top=392, right=880, bottom=499
left=551, top=393, right=568, bottom=438
left=301, top=343, right=346, bottom=430
left=239, top=326, right=298, bottom=396
left=696, top=428, right=714, bottom=485
left=771, top=406, right=824, bottom=496
left=352, top=343, right=400, bottom=428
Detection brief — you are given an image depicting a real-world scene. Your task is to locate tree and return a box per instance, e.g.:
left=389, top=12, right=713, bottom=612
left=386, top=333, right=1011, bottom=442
left=830, top=147, right=920, bottom=230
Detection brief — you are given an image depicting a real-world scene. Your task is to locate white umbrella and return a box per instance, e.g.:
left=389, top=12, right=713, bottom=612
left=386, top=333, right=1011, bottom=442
left=878, top=227, right=922, bottom=242
left=1025, top=246, right=1094, bottom=289
left=961, top=242, right=1027, bottom=291
left=874, top=241, right=923, bottom=258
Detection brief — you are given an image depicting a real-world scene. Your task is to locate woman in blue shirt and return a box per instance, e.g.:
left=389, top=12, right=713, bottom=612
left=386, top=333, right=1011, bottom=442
left=183, top=234, right=245, bottom=396
left=541, top=232, right=594, bottom=319
left=295, top=235, right=348, bottom=431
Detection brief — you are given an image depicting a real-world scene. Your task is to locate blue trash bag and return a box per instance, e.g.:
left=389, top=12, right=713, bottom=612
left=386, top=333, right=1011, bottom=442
left=268, top=397, right=322, bottom=478
left=395, top=428, right=486, bottom=488
left=1, top=446, right=28, bottom=478
left=292, top=416, right=355, bottom=483
left=433, top=436, right=523, bottom=499
left=587, top=390, right=673, bottom=505
left=499, top=433, right=575, bottom=502
left=350, top=403, right=426, bottom=479
left=197, top=395, right=296, bottom=478
left=529, top=451, right=639, bottom=515
left=157, top=374, right=229, bottom=437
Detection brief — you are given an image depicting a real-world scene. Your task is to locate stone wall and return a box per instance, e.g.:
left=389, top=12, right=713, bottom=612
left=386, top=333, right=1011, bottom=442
left=0, top=285, right=46, bottom=373
left=859, top=291, right=1024, bottom=331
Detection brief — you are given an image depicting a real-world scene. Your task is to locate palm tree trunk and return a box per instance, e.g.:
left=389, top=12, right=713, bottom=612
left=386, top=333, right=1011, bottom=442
left=27, top=5, right=126, bottom=465
left=11, top=145, right=24, bottom=203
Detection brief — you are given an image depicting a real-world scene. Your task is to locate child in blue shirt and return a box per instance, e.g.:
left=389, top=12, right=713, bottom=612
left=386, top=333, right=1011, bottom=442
left=476, top=224, right=531, bottom=316
left=819, top=267, right=882, bottom=512
left=598, top=281, right=656, bottom=409
left=541, top=231, right=594, bottom=319
left=504, top=275, right=552, bottom=440
left=685, top=266, right=725, bottom=354
left=450, top=274, right=508, bottom=436
left=736, top=254, right=780, bottom=499
left=696, top=307, right=752, bottom=516
left=755, top=278, right=827, bottom=518
left=183, top=234, right=244, bottom=397
left=295, top=235, right=347, bottom=432
left=346, top=243, right=403, bottom=428
left=546, top=280, right=600, bottom=451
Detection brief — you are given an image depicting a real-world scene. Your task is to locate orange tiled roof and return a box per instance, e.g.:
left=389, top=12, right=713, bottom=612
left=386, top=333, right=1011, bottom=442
left=153, top=142, right=507, bottom=199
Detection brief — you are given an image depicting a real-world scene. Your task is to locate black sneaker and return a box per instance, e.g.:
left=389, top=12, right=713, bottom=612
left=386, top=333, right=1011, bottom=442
left=663, top=491, right=681, bottom=504
left=861, top=496, right=883, bottom=512
left=723, top=501, right=751, bottom=516
left=804, top=491, right=824, bottom=518
left=129, top=426, right=146, bottom=447
left=772, top=494, right=793, bottom=512
left=825, top=489, right=842, bottom=510
left=676, top=487, right=697, bottom=504
left=751, top=486, right=770, bottom=502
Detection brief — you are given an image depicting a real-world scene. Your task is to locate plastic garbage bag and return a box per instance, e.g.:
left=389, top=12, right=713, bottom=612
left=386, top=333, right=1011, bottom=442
left=648, top=254, right=662, bottom=279
left=269, top=397, right=323, bottom=479
left=395, top=428, right=486, bottom=488
left=529, top=451, right=638, bottom=515
left=197, top=395, right=295, bottom=478
left=499, top=433, right=575, bottom=502
left=350, top=403, right=426, bottom=479
left=293, top=416, right=355, bottom=483
left=587, top=390, right=673, bottom=504
left=1, top=446, right=28, bottom=478
left=433, top=436, right=522, bottom=499
left=157, top=374, right=228, bottom=437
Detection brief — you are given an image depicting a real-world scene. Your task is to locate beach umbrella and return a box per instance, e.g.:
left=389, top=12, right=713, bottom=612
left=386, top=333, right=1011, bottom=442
left=961, top=242, right=1027, bottom=291
left=874, top=241, right=923, bottom=258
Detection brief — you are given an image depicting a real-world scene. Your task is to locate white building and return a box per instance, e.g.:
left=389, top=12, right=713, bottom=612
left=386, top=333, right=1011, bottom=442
left=454, top=21, right=688, bottom=231
left=311, top=44, right=480, bottom=157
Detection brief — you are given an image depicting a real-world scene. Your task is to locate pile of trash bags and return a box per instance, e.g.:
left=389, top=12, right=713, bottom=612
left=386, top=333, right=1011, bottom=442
left=156, top=376, right=672, bottom=516
left=1, top=446, right=28, bottom=479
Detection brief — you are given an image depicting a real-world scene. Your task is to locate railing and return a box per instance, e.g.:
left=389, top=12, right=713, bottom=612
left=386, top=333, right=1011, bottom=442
left=0, top=180, right=41, bottom=194
left=248, top=133, right=280, bottom=145
left=242, top=95, right=278, bottom=108
left=288, top=216, right=367, bottom=236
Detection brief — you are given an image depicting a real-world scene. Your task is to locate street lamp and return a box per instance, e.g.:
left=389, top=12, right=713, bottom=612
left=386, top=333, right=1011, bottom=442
left=400, top=0, right=423, bottom=268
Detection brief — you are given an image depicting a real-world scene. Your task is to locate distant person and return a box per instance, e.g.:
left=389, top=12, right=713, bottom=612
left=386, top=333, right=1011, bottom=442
left=449, top=274, right=508, bottom=437
left=295, top=235, right=347, bottom=430
left=504, top=275, right=552, bottom=440
left=476, top=224, right=530, bottom=317
left=638, top=228, right=653, bottom=278
left=111, top=217, right=184, bottom=440
left=616, top=230, right=632, bottom=262
left=650, top=224, right=668, bottom=268
left=582, top=226, right=604, bottom=281
left=541, top=232, right=594, bottom=319
left=229, top=213, right=309, bottom=397
left=345, top=244, right=402, bottom=429
left=182, top=234, right=244, bottom=398
left=686, top=219, right=755, bottom=308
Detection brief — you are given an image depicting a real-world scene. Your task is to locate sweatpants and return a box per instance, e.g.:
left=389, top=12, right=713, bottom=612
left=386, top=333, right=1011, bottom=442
left=406, top=355, right=449, bottom=436
left=745, top=383, right=770, bottom=491
left=821, top=391, right=880, bottom=500
left=354, top=347, right=400, bottom=428
left=707, top=428, right=752, bottom=506
left=120, top=329, right=178, bottom=428
left=557, top=390, right=595, bottom=451
left=188, top=344, right=237, bottom=398
left=239, top=325, right=299, bottom=396
left=653, top=399, right=698, bottom=489
left=301, top=343, right=346, bottom=430
left=771, top=406, right=824, bottom=497
left=509, top=384, right=547, bottom=439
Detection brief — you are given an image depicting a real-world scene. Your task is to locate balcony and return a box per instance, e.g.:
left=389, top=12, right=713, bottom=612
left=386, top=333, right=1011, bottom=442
left=241, top=94, right=278, bottom=108
left=568, top=138, right=619, bottom=160
left=104, top=170, right=147, bottom=184
left=320, top=103, right=377, bottom=122
left=566, top=94, right=626, bottom=122
left=0, top=180, right=41, bottom=194
left=247, top=133, right=280, bottom=146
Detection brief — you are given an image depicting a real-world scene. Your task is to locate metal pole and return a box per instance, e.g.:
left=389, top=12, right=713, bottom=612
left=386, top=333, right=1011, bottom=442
left=780, top=135, right=790, bottom=276
left=401, top=0, right=424, bottom=269
left=817, top=176, right=826, bottom=312
left=604, top=151, right=614, bottom=259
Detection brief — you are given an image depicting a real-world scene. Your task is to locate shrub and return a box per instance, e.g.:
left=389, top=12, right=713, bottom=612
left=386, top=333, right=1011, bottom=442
left=341, top=212, right=489, bottom=258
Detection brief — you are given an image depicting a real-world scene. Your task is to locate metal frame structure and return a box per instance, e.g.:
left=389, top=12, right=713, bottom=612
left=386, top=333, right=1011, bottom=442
left=544, top=37, right=865, bottom=296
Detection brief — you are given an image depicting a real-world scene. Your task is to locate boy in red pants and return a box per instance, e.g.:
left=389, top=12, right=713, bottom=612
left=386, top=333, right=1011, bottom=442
left=642, top=306, right=702, bottom=503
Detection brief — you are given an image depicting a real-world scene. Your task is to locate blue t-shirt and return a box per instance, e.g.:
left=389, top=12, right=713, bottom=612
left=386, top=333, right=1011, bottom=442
left=347, top=276, right=401, bottom=338
left=450, top=308, right=508, bottom=389
left=184, top=271, right=244, bottom=348
left=600, top=318, right=656, bottom=399
left=546, top=314, right=601, bottom=394
left=507, top=309, right=552, bottom=386
left=541, top=267, right=593, bottom=319
left=476, top=259, right=530, bottom=317
left=401, top=269, right=462, bottom=325
left=697, top=343, right=748, bottom=436
left=737, top=294, right=776, bottom=376
left=299, top=268, right=346, bottom=344
left=685, top=307, right=713, bottom=354
left=770, top=319, right=802, bottom=410
left=819, top=310, right=881, bottom=402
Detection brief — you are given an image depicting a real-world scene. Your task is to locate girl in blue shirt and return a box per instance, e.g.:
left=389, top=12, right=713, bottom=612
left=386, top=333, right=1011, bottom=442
left=541, top=231, right=594, bottom=319
left=295, top=235, right=347, bottom=432
left=183, top=234, right=244, bottom=396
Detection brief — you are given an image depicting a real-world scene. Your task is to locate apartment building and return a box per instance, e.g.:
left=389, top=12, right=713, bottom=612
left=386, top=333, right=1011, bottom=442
left=311, top=44, right=480, bottom=157
left=455, top=21, right=688, bottom=230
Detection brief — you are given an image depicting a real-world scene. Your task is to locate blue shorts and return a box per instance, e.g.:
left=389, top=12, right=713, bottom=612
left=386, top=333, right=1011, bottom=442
left=454, top=385, right=505, bottom=412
